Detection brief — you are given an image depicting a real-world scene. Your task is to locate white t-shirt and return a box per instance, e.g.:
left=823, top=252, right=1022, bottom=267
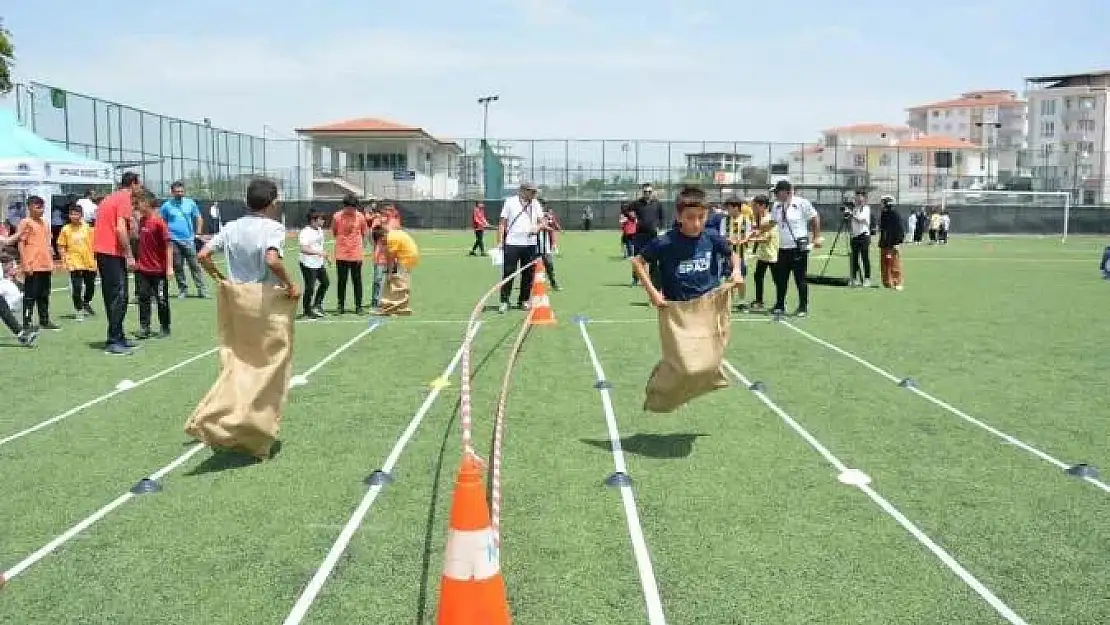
left=500, top=195, right=543, bottom=247
left=206, top=214, right=287, bottom=285
left=0, top=278, right=21, bottom=311
left=850, top=204, right=871, bottom=237
left=298, top=226, right=325, bottom=269
left=77, top=198, right=97, bottom=223
left=772, top=196, right=818, bottom=250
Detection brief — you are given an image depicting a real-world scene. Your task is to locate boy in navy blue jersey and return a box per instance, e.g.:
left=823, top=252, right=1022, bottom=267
left=632, top=185, right=742, bottom=307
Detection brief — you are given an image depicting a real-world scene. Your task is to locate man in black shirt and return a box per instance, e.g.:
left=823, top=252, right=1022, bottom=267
left=628, top=183, right=664, bottom=286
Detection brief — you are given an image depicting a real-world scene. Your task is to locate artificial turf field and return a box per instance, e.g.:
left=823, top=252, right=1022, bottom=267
left=1, top=230, right=1108, bottom=625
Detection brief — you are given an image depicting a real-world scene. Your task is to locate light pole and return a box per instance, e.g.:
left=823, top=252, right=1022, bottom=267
left=975, top=121, right=1002, bottom=188
left=478, top=95, right=499, bottom=144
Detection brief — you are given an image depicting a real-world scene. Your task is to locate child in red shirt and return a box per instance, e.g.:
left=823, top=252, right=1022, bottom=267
left=133, top=189, right=174, bottom=338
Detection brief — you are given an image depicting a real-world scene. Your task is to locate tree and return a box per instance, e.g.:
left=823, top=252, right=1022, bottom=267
left=0, top=19, right=13, bottom=95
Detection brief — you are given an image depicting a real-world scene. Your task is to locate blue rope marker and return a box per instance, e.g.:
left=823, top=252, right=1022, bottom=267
left=365, top=470, right=394, bottom=486
left=749, top=381, right=767, bottom=392
left=1066, top=463, right=1100, bottom=479
left=571, top=314, right=590, bottom=325
left=605, top=472, right=633, bottom=488
left=594, top=379, right=612, bottom=390
left=899, top=377, right=918, bottom=389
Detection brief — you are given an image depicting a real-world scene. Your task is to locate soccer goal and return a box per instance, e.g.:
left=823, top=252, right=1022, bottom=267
left=939, top=189, right=1072, bottom=243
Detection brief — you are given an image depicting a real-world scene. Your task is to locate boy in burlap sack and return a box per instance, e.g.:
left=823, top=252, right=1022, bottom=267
left=371, top=220, right=420, bottom=316
left=631, top=185, right=743, bottom=413
left=189, top=179, right=301, bottom=459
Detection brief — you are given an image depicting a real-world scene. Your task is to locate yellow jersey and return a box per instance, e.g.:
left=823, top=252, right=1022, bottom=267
left=385, top=229, right=420, bottom=270
left=57, top=222, right=96, bottom=271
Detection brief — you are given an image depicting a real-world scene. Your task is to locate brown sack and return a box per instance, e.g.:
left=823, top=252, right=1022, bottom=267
left=643, top=286, right=732, bottom=413
left=377, top=270, right=412, bottom=316
left=184, top=281, right=298, bottom=459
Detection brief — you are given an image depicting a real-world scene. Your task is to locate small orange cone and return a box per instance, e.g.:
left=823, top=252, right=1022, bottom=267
left=436, top=453, right=512, bottom=625
left=528, top=259, right=556, bottom=326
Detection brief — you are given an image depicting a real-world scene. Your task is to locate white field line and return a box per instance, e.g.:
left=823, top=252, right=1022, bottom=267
left=722, top=360, right=1029, bottom=625
left=294, top=317, right=769, bottom=326
left=0, top=326, right=381, bottom=588
left=0, top=347, right=219, bottom=449
left=575, top=320, right=667, bottom=625
left=281, top=321, right=482, bottom=625
left=779, top=320, right=1110, bottom=495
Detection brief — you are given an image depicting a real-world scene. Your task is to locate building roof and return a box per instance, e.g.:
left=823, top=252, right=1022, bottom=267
left=1025, top=70, right=1110, bottom=84
left=907, top=90, right=1024, bottom=111
left=821, top=123, right=911, bottom=134
left=294, top=117, right=461, bottom=150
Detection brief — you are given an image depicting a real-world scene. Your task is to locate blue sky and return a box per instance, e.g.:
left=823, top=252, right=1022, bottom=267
left=2, top=0, right=1106, bottom=145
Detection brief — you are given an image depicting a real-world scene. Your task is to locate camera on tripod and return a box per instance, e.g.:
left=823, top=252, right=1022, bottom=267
left=841, top=200, right=854, bottom=221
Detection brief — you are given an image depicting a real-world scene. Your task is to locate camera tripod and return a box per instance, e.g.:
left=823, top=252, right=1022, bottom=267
left=806, top=211, right=852, bottom=287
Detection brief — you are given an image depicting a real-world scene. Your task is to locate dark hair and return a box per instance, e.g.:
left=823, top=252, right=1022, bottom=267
left=306, top=209, right=323, bottom=221
left=341, top=194, right=360, bottom=208
left=68, top=204, right=83, bottom=213
left=131, top=187, right=157, bottom=208
left=854, top=188, right=867, bottom=196
left=246, top=178, right=279, bottom=212
left=371, top=225, right=386, bottom=243
left=26, top=195, right=45, bottom=207
left=120, top=172, right=140, bottom=188
left=752, top=194, right=770, bottom=207
left=675, top=185, right=707, bottom=212
left=724, top=196, right=742, bottom=207
left=171, top=180, right=185, bottom=191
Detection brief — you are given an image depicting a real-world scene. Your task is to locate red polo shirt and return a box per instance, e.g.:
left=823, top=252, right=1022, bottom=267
left=135, top=214, right=170, bottom=274
left=93, top=189, right=133, bottom=256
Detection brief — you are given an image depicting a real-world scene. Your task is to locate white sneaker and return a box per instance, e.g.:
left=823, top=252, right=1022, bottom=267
left=497, top=302, right=508, bottom=314
left=863, top=279, right=872, bottom=288
left=894, top=285, right=904, bottom=291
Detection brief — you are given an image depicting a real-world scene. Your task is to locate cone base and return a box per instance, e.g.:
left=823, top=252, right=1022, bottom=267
left=437, top=575, right=512, bottom=625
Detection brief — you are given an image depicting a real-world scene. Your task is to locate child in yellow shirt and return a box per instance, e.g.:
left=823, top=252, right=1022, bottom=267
left=56, top=205, right=98, bottom=320
left=371, top=222, right=419, bottom=316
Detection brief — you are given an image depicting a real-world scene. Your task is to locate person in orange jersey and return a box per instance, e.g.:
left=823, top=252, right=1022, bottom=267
left=3, top=196, right=60, bottom=332
left=331, top=194, right=369, bottom=314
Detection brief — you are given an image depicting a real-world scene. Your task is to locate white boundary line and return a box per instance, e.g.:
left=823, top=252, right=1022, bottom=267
left=576, top=320, right=667, bottom=625
left=281, top=321, right=483, bottom=625
left=778, top=321, right=1110, bottom=494
left=0, top=347, right=219, bottom=449
left=722, top=360, right=1029, bottom=625
left=294, top=317, right=769, bottom=325
left=0, top=326, right=382, bottom=588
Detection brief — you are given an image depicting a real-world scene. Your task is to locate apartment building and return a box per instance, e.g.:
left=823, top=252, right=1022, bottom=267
left=905, top=90, right=1027, bottom=185
left=1024, top=71, right=1110, bottom=204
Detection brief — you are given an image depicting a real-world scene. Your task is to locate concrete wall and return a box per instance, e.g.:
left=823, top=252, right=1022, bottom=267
left=198, top=199, right=1110, bottom=236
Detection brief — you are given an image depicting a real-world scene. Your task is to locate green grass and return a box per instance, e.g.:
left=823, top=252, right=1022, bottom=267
left=2, top=230, right=1109, bottom=624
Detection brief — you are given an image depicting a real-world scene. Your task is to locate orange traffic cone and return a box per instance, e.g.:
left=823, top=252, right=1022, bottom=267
left=528, top=259, right=556, bottom=326
left=436, top=453, right=512, bottom=625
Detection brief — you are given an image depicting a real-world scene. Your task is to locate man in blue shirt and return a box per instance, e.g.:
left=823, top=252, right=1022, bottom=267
left=159, top=180, right=209, bottom=298
left=632, top=185, right=741, bottom=307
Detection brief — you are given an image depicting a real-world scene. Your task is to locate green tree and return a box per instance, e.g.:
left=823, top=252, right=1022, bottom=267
left=0, top=19, right=13, bottom=95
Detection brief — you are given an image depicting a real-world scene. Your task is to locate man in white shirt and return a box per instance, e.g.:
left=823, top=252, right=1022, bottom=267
left=848, top=189, right=872, bottom=287
left=297, top=209, right=329, bottom=319
left=496, top=181, right=544, bottom=314
left=76, top=190, right=98, bottom=225
left=770, top=179, right=821, bottom=317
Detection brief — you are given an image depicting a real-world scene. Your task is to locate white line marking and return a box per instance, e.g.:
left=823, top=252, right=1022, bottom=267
left=50, top=279, right=101, bottom=294
left=0, top=347, right=219, bottom=449
left=299, top=321, right=382, bottom=379
left=281, top=321, right=483, bottom=625
left=586, top=317, right=768, bottom=325
left=779, top=321, right=1110, bottom=494
left=722, top=360, right=1029, bottom=625
left=0, top=327, right=381, bottom=586
left=295, top=318, right=468, bottom=325
left=576, top=321, right=667, bottom=625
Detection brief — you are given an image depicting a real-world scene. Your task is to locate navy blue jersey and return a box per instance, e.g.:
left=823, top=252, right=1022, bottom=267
left=640, top=228, right=732, bottom=302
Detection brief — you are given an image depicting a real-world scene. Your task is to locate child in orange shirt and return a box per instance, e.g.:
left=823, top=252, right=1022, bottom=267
left=331, top=195, right=369, bottom=314
left=9, top=196, right=59, bottom=331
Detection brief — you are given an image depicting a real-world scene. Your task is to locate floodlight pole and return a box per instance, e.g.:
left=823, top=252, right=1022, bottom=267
left=478, top=95, right=499, bottom=143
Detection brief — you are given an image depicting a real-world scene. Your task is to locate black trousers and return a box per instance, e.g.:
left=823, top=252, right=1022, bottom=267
left=470, top=229, right=485, bottom=254
left=300, top=263, right=330, bottom=314
left=541, top=252, right=559, bottom=287
left=0, top=296, right=20, bottom=335
left=70, top=269, right=96, bottom=310
left=500, top=244, right=537, bottom=305
left=772, top=248, right=809, bottom=312
left=753, top=260, right=773, bottom=304
left=22, top=271, right=51, bottom=327
left=335, top=260, right=363, bottom=309
left=135, top=271, right=170, bottom=331
left=631, top=234, right=661, bottom=284
left=96, top=253, right=129, bottom=346
left=849, top=234, right=871, bottom=281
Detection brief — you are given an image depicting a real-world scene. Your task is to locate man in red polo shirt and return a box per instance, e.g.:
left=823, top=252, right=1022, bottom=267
left=94, top=172, right=142, bottom=355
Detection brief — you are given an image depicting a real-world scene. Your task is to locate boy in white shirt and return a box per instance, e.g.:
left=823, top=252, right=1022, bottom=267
left=0, top=252, right=36, bottom=346
left=298, top=210, right=330, bottom=319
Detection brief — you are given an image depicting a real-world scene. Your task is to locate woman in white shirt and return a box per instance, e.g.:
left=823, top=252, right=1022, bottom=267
left=298, top=209, right=330, bottom=319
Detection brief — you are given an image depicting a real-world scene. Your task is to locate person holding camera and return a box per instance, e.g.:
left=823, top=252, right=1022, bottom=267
left=847, top=189, right=873, bottom=287
left=769, top=180, right=821, bottom=317
left=877, top=195, right=905, bottom=290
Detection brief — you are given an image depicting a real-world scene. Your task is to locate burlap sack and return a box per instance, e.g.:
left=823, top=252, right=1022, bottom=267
left=643, top=286, right=732, bottom=413
left=377, top=271, right=412, bottom=316
left=184, top=281, right=298, bottom=459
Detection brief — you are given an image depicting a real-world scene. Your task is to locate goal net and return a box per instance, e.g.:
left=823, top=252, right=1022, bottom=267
left=939, top=189, right=1072, bottom=242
